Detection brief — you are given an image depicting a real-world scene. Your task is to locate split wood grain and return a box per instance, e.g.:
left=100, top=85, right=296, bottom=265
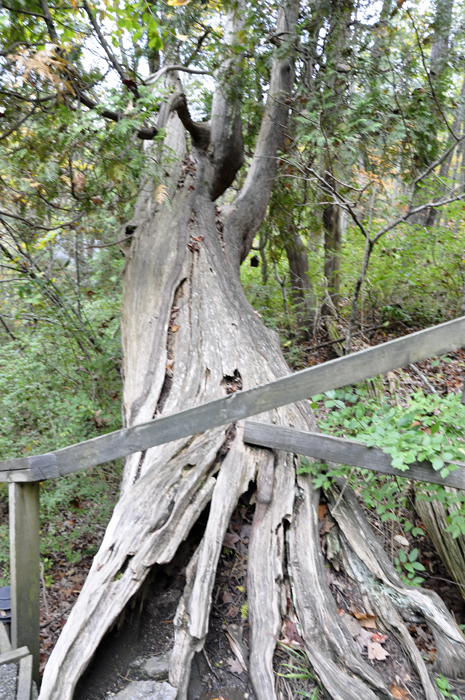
left=1, top=315, right=464, bottom=482
left=243, top=421, right=465, bottom=489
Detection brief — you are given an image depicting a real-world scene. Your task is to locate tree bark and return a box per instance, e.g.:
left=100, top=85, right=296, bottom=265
left=284, top=227, right=315, bottom=337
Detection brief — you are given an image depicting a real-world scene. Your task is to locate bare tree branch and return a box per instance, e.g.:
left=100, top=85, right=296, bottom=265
left=224, top=0, right=301, bottom=265
left=39, top=0, right=59, bottom=44
left=82, top=0, right=137, bottom=95
left=1, top=3, right=46, bottom=20
left=146, top=65, right=212, bottom=85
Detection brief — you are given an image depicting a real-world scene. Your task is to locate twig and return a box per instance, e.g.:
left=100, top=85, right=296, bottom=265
left=330, top=468, right=355, bottom=515
left=146, top=65, right=213, bottom=85
left=409, top=363, right=437, bottom=394
left=202, top=648, right=220, bottom=681
left=40, top=602, right=74, bottom=629
left=86, top=234, right=134, bottom=249
left=306, top=323, right=391, bottom=352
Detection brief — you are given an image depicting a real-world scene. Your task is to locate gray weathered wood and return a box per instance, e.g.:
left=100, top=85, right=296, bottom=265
left=243, top=421, right=465, bottom=489
left=9, top=483, right=40, bottom=685
left=1, top=315, right=464, bottom=481
left=0, top=623, right=11, bottom=654
left=0, top=646, right=29, bottom=666
left=16, top=653, right=32, bottom=700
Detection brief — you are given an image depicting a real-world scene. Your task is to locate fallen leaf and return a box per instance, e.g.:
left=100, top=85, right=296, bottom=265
left=225, top=624, right=248, bottom=671
left=223, top=532, right=240, bottom=548
left=93, top=410, right=103, bottom=428
left=222, top=590, right=233, bottom=604
left=339, top=612, right=362, bottom=638
left=355, top=627, right=373, bottom=649
left=281, top=618, right=305, bottom=648
left=91, top=195, right=103, bottom=205
left=170, top=325, right=179, bottom=333
left=367, top=641, right=389, bottom=660
left=394, top=535, right=409, bottom=547
left=353, top=612, right=378, bottom=629
left=390, top=684, right=409, bottom=700
left=318, top=504, right=328, bottom=519
left=227, top=656, right=243, bottom=674
left=320, top=517, right=334, bottom=534
left=372, top=631, right=388, bottom=643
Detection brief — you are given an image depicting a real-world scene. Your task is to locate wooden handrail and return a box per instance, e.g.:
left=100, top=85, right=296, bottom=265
left=1, top=314, right=465, bottom=483
left=244, top=421, right=465, bottom=489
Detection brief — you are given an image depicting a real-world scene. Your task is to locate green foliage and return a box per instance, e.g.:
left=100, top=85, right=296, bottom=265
left=300, top=385, right=465, bottom=547
left=277, top=644, right=321, bottom=698
left=435, top=674, right=460, bottom=700
left=394, top=546, right=426, bottom=586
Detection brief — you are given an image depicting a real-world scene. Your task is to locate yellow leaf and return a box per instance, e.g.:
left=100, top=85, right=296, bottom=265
left=155, top=184, right=168, bottom=204
left=167, top=0, right=192, bottom=5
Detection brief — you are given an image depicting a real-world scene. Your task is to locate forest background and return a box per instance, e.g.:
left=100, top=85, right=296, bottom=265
left=2, top=0, right=465, bottom=694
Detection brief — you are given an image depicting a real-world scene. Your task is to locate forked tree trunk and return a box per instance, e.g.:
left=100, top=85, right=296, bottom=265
left=39, top=3, right=465, bottom=699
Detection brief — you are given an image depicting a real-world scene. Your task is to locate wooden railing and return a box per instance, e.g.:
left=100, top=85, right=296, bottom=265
left=1, top=314, right=465, bottom=691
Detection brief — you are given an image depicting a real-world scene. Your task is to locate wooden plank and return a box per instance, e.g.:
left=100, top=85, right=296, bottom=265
left=0, top=646, right=29, bottom=666
left=16, top=654, right=32, bottom=700
left=1, top=315, right=465, bottom=480
left=0, top=622, right=11, bottom=654
left=0, top=470, right=32, bottom=484
left=9, top=484, right=40, bottom=685
left=243, top=421, right=465, bottom=489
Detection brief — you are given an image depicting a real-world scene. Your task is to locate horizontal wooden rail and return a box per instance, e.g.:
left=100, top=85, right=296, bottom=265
left=244, top=421, right=465, bottom=489
left=1, top=315, right=465, bottom=482
left=0, top=646, right=30, bottom=667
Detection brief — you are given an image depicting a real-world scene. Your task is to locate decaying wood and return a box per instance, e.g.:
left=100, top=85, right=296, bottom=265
left=327, top=481, right=465, bottom=679
left=169, top=426, right=258, bottom=699
left=415, top=490, right=465, bottom=601
left=247, top=449, right=295, bottom=700
left=289, top=475, right=390, bottom=700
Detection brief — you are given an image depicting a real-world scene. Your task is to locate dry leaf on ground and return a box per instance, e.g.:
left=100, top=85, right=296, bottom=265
left=367, top=641, right=389, bottom=660
left=390, top=683, right=410, bottom=699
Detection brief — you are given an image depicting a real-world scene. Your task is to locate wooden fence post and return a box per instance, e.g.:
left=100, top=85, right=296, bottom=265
left=9, top=482, right=40, bottom=685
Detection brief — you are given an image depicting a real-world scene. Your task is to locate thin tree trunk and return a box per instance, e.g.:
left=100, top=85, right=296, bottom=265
left=284, top=227, right=315, bottom=337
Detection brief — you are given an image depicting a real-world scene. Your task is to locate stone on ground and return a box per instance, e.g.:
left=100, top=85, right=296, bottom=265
left=113, top=680, right=177, bottom=700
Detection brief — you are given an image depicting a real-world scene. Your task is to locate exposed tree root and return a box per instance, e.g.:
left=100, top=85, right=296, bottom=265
left=415, top=489, right=465, bottom=602
left=169, top=428, right=258, bottom=699
left=327, top=481, right=465, bottom=682
left=247, top=450, right=295, bottom=700
left=289, top=475, right=390, bottom=700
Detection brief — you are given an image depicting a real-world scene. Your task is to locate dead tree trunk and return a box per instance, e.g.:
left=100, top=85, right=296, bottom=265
left=39, top=3, right=465, bottom=699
